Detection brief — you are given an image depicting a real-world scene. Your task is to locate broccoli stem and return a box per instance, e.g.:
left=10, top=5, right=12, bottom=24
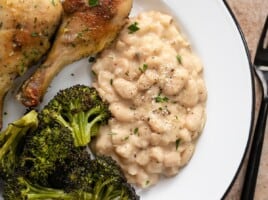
left=0, top=110, right=38, bottom=176
left=52, top=113, right=72, bottom=132
left=26, top=191, right=92, bottom=200
left=26, top=193, right=73, bottom=199
left=99, top=184, right=114, bottom=200
left=52, top=106, right=106, bottom=147
left=92, top=178, right=116, bottom=200
left=85, top=113, right=106, bottom=137
left=72, top=106, right=106, bottom=146
left=75, top=111, right=87, bottom=146
left=0, top=110, right=38, bottom=159
left=19, top=177, right=92, bottom=200
left=0, top=125, right=21, bottom=159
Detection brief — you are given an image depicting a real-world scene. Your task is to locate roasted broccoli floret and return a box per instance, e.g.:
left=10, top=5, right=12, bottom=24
left=2, top=85, right=139, bottom=200
left=18, top=148, right=139, bottom=200
left=19, top=122, right=88, bottom=186
left=90, top=156, right=139, bottom=200
left=49, top=147, right=92, bottom=190
left=51, top=155, right=139, bottom=200
left=0, top=110, right=38, bottom=179
left=19, top=85, right=110, bottom=185
left=39, top=85, right=111, bottom=147
left=3, top=175, right=92, bottom=200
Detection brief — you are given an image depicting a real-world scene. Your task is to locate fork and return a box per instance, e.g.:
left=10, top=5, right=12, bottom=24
left=241, top=16, right=268, bottom=200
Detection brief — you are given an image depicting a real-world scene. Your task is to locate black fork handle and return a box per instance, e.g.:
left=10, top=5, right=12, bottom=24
left=241, top=98, right=268, bottom=200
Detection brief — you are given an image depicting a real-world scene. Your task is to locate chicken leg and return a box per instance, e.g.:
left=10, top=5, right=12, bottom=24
left=17, top=0, right=133, bottom=107
left=0, top=0, right=62, bottom=129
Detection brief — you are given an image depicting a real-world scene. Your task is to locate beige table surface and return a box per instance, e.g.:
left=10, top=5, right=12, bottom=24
left=224, top=0, right=268, bottom=200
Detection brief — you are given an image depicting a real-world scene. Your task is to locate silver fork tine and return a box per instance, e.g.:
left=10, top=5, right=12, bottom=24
left=241, top=16, right=268, bottom=200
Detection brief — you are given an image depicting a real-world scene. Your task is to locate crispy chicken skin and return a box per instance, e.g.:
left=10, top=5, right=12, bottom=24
left=17, top=0, right=133, bottom=107
left=0, top=0, right=62, bottom=129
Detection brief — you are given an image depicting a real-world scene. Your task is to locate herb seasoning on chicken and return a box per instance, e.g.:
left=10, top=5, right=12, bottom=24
left=0, top=0, right=62, bottom=129
left=17, top=0, right=133, bottom=107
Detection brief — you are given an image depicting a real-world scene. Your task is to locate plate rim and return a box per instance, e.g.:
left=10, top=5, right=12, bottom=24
left=221, top=1, right=256, bottom=199
left=0, top=1, right=256, bottom=199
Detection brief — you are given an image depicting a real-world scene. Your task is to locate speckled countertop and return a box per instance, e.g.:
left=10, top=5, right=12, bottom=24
left=225, top=0, right=268, bottom=199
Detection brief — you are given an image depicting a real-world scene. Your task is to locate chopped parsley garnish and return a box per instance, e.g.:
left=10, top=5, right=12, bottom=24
left=128, top=22, right=140, bottom=34
left=19, top=62, right=25, bottom=75
left=31, top=32, right=38, bottom=37
left=77, top=28, right=89, bottom=38
left=51, top=0, right=56, bottom=6
left=155, top=94, right=169, bottom=103
left=175, top=139, right=181, bottom=150
left=88, top=0, right=99, bottom=7
left=176, top=55, right=182, bottom=64
left=134, top=127, right=139, bottom=135
left=129, top=106, right=136, bottom=110
left=77, top=32, right=83, bottom=38
left=123, top=136, right=129, bottom=141
left=139, top=64, right=148, bottom=73
left=108, top=132, right=117, bottom=136
left=91, top=70, right=96, bottom=76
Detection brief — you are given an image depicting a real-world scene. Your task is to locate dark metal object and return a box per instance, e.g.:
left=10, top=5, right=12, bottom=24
left=241, top=16, right=268, bottom=200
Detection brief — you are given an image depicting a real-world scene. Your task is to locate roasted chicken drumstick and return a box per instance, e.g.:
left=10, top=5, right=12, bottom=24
left=0, top=0, right=62, bottom=129
left=17, top=0, right=133, bottom=107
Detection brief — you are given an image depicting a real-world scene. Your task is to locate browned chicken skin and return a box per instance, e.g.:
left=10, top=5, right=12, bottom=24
left=17, top=0, right=133, bottom=107
left=0, top=0, right=62, bottom=129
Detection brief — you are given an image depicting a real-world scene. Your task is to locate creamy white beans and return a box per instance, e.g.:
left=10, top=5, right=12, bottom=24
left=91, top=11, right=207, bottom=188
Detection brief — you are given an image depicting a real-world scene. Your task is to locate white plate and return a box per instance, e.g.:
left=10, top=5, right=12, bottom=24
left=2, top=0, right=254, bottom=199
